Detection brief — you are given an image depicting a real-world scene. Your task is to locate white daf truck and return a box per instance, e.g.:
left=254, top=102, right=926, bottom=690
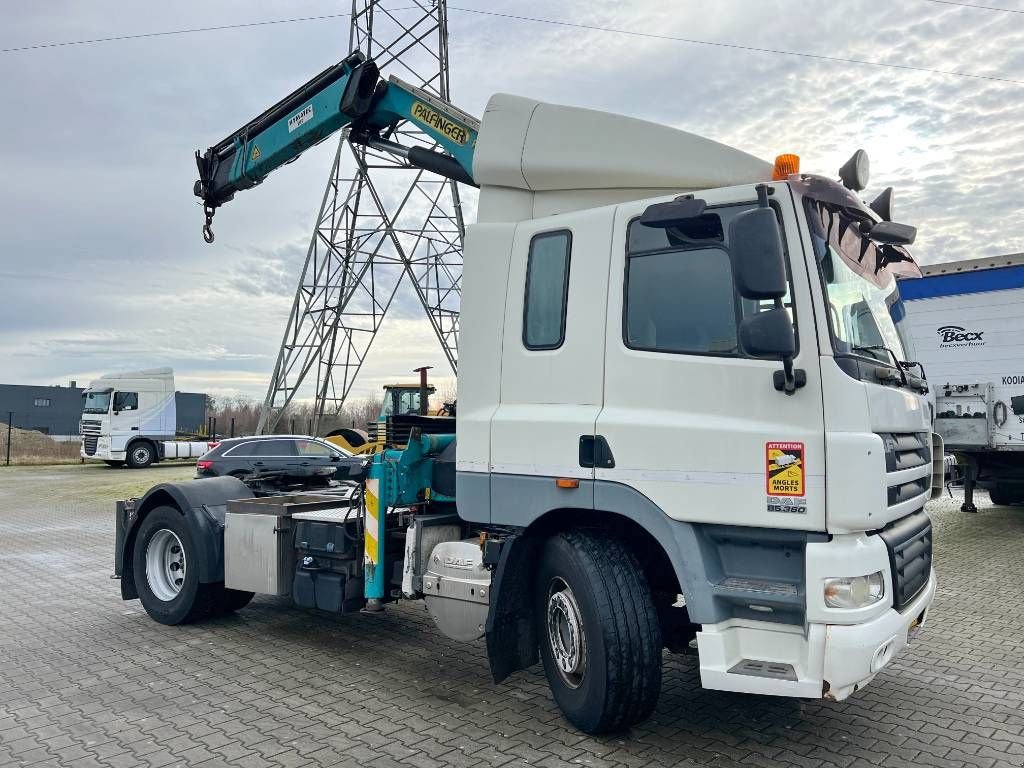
left=116, top=54, right=942, bottom=735
left=81, top=367, right=211, bottom=467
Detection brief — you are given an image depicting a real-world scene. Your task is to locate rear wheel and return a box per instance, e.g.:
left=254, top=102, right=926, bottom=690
left=126, top=441, right=155, bottom=469
left=133, top=506, right=222, bottom=624
left=536, top=532, right=662, bottom=733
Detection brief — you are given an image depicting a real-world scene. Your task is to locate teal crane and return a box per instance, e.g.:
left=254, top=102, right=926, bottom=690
left=194, top=51, right=479, bottom=242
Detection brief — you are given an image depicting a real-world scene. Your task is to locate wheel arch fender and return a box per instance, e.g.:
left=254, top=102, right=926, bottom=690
left=117, top=477, right=253, bottom=600
left=125, top=436, right=161, bottom=462
left=484, top=497, right=696, bottom=685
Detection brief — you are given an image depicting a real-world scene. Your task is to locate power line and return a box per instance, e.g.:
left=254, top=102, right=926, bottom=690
left=0, top=12, right=350, bottom=53
left=918, top=0, right=1024, bottom=14
left=446, top=5, right=1024, bottom=86
left=2, top=4, right=1021, bottom=86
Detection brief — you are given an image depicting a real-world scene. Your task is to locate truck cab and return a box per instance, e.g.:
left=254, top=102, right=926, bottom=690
left=81, top=367, right=208, bottom=467
left=456, top=95, right=938, bottom=703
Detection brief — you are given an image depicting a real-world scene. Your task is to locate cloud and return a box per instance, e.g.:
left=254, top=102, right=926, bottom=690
left=1, top=0, right=1021, bottom=403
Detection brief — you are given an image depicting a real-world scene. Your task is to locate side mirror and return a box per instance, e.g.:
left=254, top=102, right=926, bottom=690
left=728, top=207, right=786, bottom=299
left=638, top=197, right=707, bottom=228
left=868, top=220, right=916, bottom=245
left=740, top=308, right=795, bottom=359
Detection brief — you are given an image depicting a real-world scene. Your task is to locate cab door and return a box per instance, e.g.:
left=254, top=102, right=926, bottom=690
left=595, top=186, right=827, bottom=531
left=488, top=207, right=614, bottom=521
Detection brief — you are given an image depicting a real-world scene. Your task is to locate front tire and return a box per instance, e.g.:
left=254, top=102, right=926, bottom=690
left=536, top=532, right=662, bottom=734
left=132, top=506, right=222, bottom=625
left=127, top=441, right=155, bottom=469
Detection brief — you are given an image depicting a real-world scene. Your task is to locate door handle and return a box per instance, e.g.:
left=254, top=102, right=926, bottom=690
left=130, top=427, right=139, bottom=431
left=579, top=435, right=615, bottom=469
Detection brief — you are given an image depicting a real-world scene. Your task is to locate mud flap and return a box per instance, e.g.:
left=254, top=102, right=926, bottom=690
left=485, top=533, right=539, bottom=683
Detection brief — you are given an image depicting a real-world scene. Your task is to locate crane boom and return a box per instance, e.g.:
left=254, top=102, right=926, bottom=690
left=194, top=51, right=479, bottom=241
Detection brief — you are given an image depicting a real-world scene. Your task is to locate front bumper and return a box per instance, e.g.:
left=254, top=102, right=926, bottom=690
left=822, top=567, right=935, bottom=700
left=697, top=568, right=936, bottom=699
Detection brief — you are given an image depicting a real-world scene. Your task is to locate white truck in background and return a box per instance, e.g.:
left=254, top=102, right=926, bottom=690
left=80, top=367, right=212, bottom=468
left=900, top=253, right=1024, bottom=511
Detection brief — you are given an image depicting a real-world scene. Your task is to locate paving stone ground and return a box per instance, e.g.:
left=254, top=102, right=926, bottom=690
left=1, top=463, right=1023, bottom=768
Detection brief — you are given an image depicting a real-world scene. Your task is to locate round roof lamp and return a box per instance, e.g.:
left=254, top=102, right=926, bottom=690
left=838, top=149, right=870, bottom=191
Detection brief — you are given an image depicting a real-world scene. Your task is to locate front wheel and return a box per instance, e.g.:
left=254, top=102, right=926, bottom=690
left=536, top=532, right=662, bottom=733
left=133, top=506, right=223, bottom=625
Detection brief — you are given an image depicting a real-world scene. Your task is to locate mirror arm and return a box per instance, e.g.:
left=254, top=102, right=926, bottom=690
left=774, top=362, right=807, bottom=394
left=756, top=183, right=770, bottom=208
left=769, top=291, right=805, bottom=395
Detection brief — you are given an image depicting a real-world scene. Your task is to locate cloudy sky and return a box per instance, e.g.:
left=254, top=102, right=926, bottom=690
left=2, top=0, right=1022, bottom=402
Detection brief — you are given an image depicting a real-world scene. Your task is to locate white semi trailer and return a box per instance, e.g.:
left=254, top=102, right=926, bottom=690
left=81, top=367, right=211, bottom=467
left=116, top=55, right=942, bottom=733
left=900, top=253, right=1024, bottom=511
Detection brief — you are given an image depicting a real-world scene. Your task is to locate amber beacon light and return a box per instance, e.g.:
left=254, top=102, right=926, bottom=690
left=772, top=153, right=800, bottom=180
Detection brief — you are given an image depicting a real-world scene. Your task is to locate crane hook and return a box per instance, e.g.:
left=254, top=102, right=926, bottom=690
left=202, top=205, right=216, bottom=244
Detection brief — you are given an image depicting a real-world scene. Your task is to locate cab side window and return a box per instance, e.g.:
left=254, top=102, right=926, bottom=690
left=623, top=205, right=794, bottom=357
left=523, top=230, right=571, bottom=350
left=113, top=392, right=138, bottom=411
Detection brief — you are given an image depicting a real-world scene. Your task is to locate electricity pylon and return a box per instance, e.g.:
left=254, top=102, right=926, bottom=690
left=258, top=0, right=464, bottom=434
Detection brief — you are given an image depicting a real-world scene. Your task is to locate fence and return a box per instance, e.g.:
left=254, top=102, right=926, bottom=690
left=1, top=411, right=83, bottom=466
left=1, top=407, right=382, bottom=466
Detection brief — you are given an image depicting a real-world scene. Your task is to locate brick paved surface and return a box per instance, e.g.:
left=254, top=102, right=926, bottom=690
left=1, top=463, right=1023, bottom=768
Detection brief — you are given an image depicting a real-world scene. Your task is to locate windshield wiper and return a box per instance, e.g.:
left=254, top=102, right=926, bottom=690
left=851, top=345, right=929, bottom=393
left=851, top=344, right=909, bottom=387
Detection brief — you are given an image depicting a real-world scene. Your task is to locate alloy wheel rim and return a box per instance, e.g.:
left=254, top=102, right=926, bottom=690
left=146, top=529, right=186, bottom=602
left=546, top=577, right=587, bottom=688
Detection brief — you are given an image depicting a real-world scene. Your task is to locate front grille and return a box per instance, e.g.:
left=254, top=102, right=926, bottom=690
left=80, top=419, right=101, bottom=456
left=888, top=476, right=930, bottom=505
left=878, top=431, right=931, bottom=509
left=879, top=432, right=930, bottom=473
left=879, top=509, right=932, bottom=611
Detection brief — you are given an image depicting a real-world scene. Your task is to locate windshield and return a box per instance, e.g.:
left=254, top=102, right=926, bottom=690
left=378, top=389, right=424, bottom=420
left=82, top=391, right=111, bottom=414
left=818, top=241, right=908, bottom=363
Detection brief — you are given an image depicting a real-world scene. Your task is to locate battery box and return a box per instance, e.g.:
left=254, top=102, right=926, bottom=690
left=291, top=508, right=365, bottom=613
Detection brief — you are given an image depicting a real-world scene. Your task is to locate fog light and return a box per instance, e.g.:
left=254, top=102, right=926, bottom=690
left=824, top=572, right=885, bottom=609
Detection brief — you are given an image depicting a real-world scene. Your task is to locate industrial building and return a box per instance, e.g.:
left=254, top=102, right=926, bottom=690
left=0, top=382, right=207, bottom=439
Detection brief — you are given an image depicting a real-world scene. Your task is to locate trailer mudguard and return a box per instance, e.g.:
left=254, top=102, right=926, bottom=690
left=115, top=477, right=252, bottom=600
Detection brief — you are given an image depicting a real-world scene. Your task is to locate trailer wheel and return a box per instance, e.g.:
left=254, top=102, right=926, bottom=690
left=133, top=506, right=221, bottom=625
left=536, top=532, right=662, bottom=733
left=127, top=441, right=155, bottom=469
left=989, top=485, right=1023, bottom=506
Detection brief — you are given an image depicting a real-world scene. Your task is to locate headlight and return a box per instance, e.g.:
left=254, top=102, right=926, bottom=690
left=824, top=572, right=885, bottom=609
